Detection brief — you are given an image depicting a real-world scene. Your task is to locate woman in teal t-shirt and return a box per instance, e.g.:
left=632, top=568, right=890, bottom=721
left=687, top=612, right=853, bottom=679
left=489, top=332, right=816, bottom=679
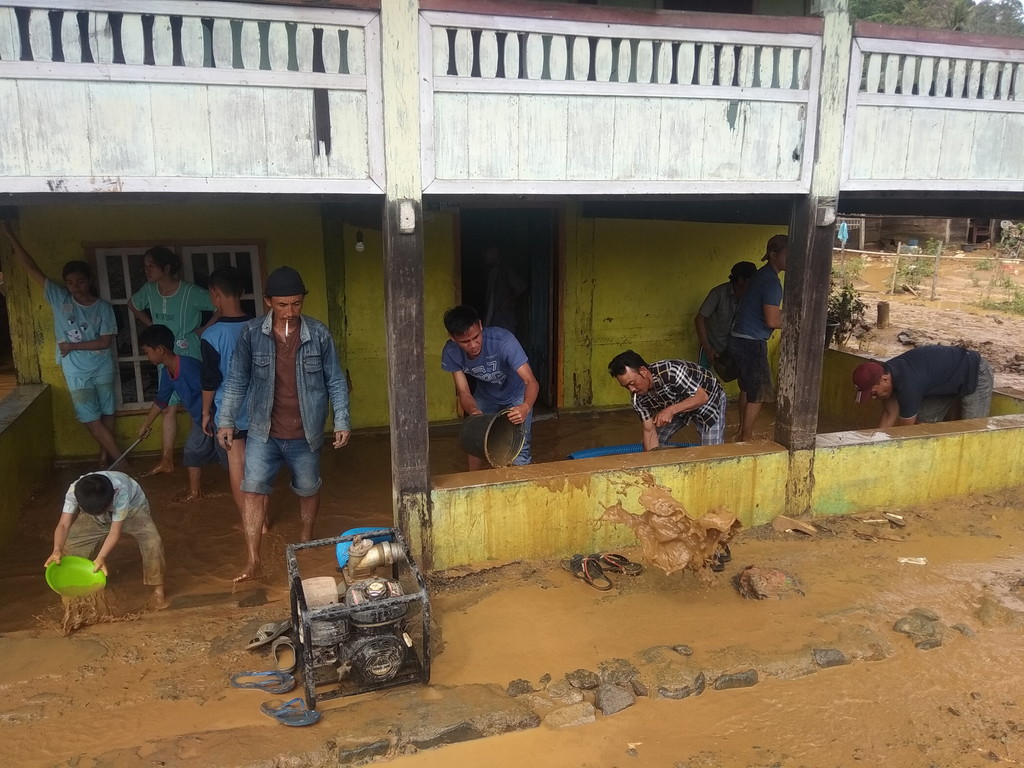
left=129, top=246, right=216, bottom=476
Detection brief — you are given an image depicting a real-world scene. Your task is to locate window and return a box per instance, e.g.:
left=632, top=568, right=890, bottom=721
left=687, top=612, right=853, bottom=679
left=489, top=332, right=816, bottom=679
left=94, top=243, right=264, bottom=410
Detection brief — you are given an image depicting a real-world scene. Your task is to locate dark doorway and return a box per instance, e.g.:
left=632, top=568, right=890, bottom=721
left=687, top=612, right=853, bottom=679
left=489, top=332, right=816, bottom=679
left=458, top=208, right=557, bottom=409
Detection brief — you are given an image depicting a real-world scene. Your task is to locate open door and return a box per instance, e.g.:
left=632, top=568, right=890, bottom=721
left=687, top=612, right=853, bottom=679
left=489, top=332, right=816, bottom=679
left=458, top=208, right=557, bottom=409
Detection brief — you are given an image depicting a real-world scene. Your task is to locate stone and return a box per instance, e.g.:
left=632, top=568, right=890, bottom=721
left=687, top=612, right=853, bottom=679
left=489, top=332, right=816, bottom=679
left=631, top=678, right=649, bottom=697
left=915, top=636, right=943, bottom=650
left=598, top=658, right=639, bottom=685
left=594, top=683, right=636, bottom=716
left=565, top=668, right=600, bottom=690
left=812, top=648, right=850, bottom=668
left=538, top=673, right=552, bottom=686
left=546, top=679, right=584, bottom=705
left=713, top=669, right=759, bottom=691
left=236, top=589, right=268, bottom=608
left=337, top=740, right=392, bottom=765
left=505, top=679, right=534, bottom=697
left=692, top=671, right=706, bottom=696
left=909, top=606, right=940, bottom=622
left=893, top=615, right=939, bottom=638
left=409, top=722, right=483, bottom=751
left=951, top=623, right=976, bottom=638
left=671, top=644, right=694, bottom=656
left=658, top=672, right=705, bottom=701
left=975, top=595, right=1023, bottom=628
left=543, top=702, right=596, bottom=728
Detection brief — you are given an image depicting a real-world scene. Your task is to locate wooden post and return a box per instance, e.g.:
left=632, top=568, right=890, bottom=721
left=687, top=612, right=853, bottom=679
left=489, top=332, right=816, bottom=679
left=929, top=239, right=941, bottom=300
left=890, top=245, right=901, bottom=295
left=877, top=301, right=890, bottom=329
left=380, top=0, right=432, bottom=568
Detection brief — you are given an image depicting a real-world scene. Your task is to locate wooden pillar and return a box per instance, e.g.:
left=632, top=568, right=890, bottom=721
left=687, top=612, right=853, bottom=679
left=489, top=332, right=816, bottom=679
left=774, top=0, right=851, bottom=515
left=379, top=0, right=432, bottom=568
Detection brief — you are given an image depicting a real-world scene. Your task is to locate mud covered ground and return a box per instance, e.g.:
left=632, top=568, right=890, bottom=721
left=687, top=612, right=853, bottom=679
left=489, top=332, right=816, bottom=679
left=2, top=462, right=1024, bottom=767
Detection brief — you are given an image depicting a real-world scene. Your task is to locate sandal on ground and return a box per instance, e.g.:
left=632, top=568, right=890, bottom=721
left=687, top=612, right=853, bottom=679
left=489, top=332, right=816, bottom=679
left=591, top=552, right=643, bottom=575
left=261, top=697, right=321, bottom=727
left=272, top=635, right=297, bottom=674
left=246, top=620, right=290, bottom=650
left=230, top=670, right=296, bottom=694
left=560, top=554, right=613, bottom=591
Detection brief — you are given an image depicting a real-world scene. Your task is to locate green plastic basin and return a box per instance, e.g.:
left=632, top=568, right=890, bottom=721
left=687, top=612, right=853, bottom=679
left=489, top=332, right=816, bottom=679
left=45, top=555, right=107, bottom=597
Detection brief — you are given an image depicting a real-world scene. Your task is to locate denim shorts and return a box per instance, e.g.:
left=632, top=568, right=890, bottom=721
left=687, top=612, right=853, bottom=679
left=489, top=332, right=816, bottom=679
left=183, top=420, right=224, bottom=468
left=729, top=336, right=774, bottom=403
left=242, top=436, right=322, bottom=497
left=69, top=376, right=116, bottom=423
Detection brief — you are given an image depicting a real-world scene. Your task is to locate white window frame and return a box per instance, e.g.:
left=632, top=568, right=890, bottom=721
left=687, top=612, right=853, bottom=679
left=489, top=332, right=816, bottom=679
left=95, top=243, right=264, bottom=411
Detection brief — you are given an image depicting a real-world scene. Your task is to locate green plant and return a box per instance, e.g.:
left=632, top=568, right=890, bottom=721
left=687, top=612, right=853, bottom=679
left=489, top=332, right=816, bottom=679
left=977, top=284, right=1024, bottom=316
left=975, top=258, right=994, bottom=271
left=969, top=273, right=981, bottom=287
left=827, top=277, right=866, bottom=347
left=893, top=255, right=934, bottom=292
left=993, top=273, right=1018, bottom=290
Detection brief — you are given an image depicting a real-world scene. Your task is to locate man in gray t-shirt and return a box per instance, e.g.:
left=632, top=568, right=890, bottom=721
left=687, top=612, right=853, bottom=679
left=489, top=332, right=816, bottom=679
left=694, top=261, right=757, bottom=379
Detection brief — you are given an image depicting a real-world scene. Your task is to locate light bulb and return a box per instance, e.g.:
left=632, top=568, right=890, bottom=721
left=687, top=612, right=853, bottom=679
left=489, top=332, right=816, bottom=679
left=355, top=230, right=365, bottom=253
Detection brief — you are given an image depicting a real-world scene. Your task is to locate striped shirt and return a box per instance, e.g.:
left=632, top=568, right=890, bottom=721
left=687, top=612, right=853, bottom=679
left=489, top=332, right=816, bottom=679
left=631, top=359, right=725, bottom=431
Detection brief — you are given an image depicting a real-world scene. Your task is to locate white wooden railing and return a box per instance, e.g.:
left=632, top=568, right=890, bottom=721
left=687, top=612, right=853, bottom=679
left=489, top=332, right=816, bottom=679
left=0, top=0, right=370, bottom=87
left=0, top=0, right=383, bottom=193
left=843, top=33, right=1024, bottom=192
left=420, top=10, right=821, bottom=194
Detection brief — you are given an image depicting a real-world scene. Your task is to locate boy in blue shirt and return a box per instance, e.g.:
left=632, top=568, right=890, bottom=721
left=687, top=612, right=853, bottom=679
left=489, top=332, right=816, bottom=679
left=200, top=266, right=252, bottom=516
left=2, top=220, right=123, bottom=465
left=137, top=324, right=219, bottom=501
left=441, top=305, right=539, bottom=469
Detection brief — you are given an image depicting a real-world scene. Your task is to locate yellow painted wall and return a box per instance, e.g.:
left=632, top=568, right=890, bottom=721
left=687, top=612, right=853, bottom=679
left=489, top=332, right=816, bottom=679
left=562, top=216, right=787, bottom=409
left=0, top=385, right=54, bottom=546
left=426, top=443, right=788, bottom=570
left=812, top=415, right=1024, bottom=517
left=340, top=213, right=460, bottom=426
left=9, top=203, right=329, bottom=458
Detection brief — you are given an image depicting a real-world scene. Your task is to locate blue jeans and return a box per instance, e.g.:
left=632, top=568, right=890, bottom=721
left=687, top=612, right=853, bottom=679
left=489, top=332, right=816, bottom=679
left=474, top=391, right=532, bottom=465
left=242, top=437, right=322, bottom=497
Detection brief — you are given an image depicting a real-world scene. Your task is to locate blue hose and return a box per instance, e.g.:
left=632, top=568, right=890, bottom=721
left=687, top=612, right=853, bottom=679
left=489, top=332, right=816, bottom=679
left=567, top=442, right=697, bottom=460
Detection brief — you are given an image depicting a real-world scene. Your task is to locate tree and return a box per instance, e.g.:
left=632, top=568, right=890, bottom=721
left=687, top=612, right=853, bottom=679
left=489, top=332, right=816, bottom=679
left=850, top=0, right=1024, bottom=37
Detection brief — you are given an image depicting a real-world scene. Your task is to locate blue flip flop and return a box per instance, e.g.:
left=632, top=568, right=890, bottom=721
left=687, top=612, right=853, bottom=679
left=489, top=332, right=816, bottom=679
left=261, top=697, right=322, bottom=727
left=230, top=670, right=296, bottom=694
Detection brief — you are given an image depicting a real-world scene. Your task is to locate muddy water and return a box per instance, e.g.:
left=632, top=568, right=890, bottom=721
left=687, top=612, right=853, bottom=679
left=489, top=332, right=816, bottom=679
left=2, top=418, right=1023, bottom=767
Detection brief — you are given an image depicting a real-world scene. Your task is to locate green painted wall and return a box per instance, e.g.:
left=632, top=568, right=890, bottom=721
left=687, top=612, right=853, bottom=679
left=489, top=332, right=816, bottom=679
left=562, top=216, right=786, bottom=409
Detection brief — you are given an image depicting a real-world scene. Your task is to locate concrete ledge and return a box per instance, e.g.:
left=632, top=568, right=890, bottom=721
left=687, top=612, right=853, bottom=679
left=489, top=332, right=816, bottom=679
left=0, top=384, right=54, bottom=549
left=429, top=442, right=788, bottom=570
left=813, top=414, right=1024, bottom=517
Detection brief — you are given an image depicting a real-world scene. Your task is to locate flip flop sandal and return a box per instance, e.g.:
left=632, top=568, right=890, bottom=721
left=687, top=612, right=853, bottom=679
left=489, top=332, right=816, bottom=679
left=592, top=552, right=643, bottom=575
left=246, top=620, right=291, bottom=651
left=260, top=697, right=322, bottom=727
left=230, top=670, right=296, bottom=694
left=560, top=554, right=613, bottom=591
left=271, top=635, right=297, bottom=674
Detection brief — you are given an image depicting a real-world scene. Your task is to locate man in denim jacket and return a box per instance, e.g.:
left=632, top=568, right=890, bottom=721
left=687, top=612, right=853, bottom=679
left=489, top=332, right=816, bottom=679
left=217, top=266, right=350, bottom=582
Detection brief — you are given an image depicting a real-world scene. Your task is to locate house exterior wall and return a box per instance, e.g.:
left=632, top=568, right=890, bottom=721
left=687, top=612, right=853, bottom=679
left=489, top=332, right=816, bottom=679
left=0, top=385, right=53, bottom=544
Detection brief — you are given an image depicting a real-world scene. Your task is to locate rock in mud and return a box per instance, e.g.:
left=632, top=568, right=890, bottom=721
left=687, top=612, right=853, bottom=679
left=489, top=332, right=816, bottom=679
left=713, top=669, right=759, bottom=691
left=658, top=672, right=706, bottom=700
left=565, top=668, right=600, bottom=690
left=915, top=636, right=943, bottom=650
left=975, top=594, right=1024, bottom=628
left=631, top=678, right=649, bottom=697
left=545, top=679, right=584, bottom=705
left=812, top=648, right=850, bottom=668
left=236, top=588, right=267, bottom=608
left=952, top=623, right=976, bottom=638
left=337, top=739, right=392, bottom=765
left=505, top=679, right=534, bottom=697
left=909, top=606, right=940, bottom=622
left=409, top=722, right=484, bottom=750
left=734, top=566, right=804, bottom=599
left=595, top=683, right=636, bottom=716
left=598, top=658, right=638, bottom=685
left=543, top=701, right=596, bottom=728
left=893, top=614, right=940, bottom=638
left=671, top=644, right=694, bottom=656
left=538, top=673, right=552, bottom=686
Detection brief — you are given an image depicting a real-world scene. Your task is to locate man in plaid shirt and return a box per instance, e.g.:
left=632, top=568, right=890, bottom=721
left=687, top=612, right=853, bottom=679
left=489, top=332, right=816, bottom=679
left=609, top=350, right=727, bottom=449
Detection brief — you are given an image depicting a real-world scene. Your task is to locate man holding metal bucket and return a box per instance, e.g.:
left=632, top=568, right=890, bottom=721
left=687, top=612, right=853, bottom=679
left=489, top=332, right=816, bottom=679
left=441, top=305, right=539, bottom=470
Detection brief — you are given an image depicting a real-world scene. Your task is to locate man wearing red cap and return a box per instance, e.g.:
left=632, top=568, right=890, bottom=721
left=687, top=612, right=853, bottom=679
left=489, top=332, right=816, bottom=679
left=852, top=345, right=992, bottom=427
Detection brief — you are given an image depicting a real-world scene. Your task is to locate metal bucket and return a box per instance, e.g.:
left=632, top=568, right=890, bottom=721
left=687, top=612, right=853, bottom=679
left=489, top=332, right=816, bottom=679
left=459, top=409, right=525, bottom=467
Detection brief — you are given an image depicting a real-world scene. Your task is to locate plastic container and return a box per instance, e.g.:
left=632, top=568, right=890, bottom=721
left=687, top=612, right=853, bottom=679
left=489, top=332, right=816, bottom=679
left=45, top=555, right=107, bottom=597
left=301, top=577, right=338, bottom=608
left=567, top=442, right=696, bottom=460
left=459, top=409, right=525, bottom=467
